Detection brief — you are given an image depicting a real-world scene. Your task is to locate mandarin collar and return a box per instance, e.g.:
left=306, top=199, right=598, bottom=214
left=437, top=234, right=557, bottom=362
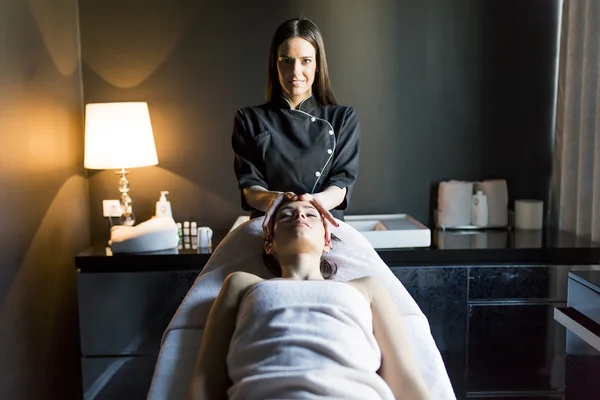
left=273, top=95, right=317, bottom=113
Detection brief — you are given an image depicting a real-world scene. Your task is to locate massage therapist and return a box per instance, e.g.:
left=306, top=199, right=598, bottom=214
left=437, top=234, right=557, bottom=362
left=231, top=17, right=362, bottom=236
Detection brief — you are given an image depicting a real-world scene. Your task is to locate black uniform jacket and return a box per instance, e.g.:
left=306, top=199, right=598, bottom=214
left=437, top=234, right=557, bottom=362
left=232, top=95, right=361, bottom=220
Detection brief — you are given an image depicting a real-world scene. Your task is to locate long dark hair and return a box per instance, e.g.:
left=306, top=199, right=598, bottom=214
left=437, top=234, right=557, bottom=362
left=266, top=18, right=337, bottom=106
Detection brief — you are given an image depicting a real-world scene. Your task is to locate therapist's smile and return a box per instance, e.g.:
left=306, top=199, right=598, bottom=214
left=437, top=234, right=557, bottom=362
left=277, top=37, right=317, bottom=107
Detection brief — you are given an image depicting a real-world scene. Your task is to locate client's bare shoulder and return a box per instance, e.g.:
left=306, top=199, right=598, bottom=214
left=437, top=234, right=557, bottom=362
left=222, top=271, right=264, bottom=299
left=345, top=276, right=385, bottom=303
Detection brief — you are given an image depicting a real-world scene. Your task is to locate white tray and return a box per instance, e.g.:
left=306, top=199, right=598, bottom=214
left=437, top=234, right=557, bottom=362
left=345, top=214, right=431, bottom=249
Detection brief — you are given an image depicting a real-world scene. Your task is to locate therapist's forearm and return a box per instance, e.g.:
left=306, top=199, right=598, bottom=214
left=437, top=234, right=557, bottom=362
left=312, top=186, right=347, bottom=210
left=243, top=186, right=281, bottom=212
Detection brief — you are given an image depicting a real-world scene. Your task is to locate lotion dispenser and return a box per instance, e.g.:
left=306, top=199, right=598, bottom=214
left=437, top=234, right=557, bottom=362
left=155, top=191, right=173, bottom=217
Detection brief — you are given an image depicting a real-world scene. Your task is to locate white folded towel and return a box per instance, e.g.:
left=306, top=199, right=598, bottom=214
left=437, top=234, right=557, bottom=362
left=109, top=217, right=179, bottom=254
left=474, top=179, right=509, bottom=227
left=227, top=280, right=395, bottom=400
left=437, top=180, right=473, bottom=227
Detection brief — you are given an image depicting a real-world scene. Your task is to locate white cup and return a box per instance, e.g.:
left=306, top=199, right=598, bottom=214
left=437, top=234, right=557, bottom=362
left=197, top=227, right=213, bottom=248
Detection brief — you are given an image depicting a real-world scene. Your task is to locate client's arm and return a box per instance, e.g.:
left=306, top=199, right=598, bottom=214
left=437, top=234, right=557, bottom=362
left=188, top=272, right=263, bottom=400
left=357, top=277, right=431, bottom=400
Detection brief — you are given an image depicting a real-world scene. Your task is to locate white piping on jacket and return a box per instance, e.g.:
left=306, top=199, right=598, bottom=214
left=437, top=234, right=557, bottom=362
left=282, top=96, right=337, bottom=194
left=293, top=110, right=336, bottom=193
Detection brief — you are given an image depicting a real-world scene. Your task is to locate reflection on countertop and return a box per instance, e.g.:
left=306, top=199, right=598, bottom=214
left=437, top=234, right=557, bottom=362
left=434, top=228, right=599, bottom=250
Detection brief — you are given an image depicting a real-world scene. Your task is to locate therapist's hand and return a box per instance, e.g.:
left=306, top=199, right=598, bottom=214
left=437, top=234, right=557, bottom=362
left=262, top=191, right=298, bottom=238
left=298, top=194, right=338, bottom=226
left=298, top=193, right=339, bottom=249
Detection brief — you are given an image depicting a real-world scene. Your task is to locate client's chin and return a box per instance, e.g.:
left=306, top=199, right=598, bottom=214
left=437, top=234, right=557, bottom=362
left=274, top=235, right=323, bottom=256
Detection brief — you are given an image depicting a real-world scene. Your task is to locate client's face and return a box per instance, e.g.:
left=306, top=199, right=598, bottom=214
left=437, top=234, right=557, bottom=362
left=270, top=200, right=327, bottom=256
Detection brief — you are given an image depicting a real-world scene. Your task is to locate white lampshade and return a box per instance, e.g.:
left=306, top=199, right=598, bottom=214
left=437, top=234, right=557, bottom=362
left=84, top=102, right=159, bottom=169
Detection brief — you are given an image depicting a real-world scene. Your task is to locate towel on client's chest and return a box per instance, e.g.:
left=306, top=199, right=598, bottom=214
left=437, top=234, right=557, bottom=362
left=227, top=280, right=394, bottom=400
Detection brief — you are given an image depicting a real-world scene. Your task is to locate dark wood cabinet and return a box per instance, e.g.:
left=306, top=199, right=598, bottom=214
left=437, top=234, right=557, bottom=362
left=76, top=232, right=600, bottom=400
left=391, top=264, right=600, bottom=399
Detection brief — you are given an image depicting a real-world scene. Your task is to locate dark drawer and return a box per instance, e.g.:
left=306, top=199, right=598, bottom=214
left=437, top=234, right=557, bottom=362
left=77, top=270, right=197, bottom=355
left=568, top=273, right=600, bottom=324
left=467, top=303, right=566, bottom=393
left=553, top=271, right=600, bottom=400
left=468, top=266, right=565, bottom=300
left=554, top=273, right=600, bottom=356
left=565, top=352, right=600, bottom=400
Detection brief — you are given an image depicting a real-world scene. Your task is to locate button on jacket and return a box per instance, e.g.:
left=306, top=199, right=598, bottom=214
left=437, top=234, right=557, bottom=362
left=232, top=95, right=361, bottom=220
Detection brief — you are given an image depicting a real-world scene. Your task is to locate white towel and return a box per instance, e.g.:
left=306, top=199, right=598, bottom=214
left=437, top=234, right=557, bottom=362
left=227, top=280, right=395, bottom=400
left=437, top=180, right=473, bottom=227
left=474, top=179, right=509, bottom=227
left=109, top=216, right=179, bottom=254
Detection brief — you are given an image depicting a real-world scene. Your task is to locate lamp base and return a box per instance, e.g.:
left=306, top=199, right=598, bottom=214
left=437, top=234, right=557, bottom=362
left=119, top=212, right=136, bottom=227
left=115, top=168, right=136, bottom=226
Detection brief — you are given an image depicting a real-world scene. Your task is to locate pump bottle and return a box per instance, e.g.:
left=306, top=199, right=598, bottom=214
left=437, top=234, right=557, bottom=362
left=155, top=191, right=173, bottom=217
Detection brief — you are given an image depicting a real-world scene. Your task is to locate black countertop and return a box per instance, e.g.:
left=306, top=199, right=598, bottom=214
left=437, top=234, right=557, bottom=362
left=379, top=228, right=600, bottom=266
left=75, top=227, right=600, bottom=273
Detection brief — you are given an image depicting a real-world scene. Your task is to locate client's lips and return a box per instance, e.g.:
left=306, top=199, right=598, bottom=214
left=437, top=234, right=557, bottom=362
left=292, top=221, right=310, bottom=228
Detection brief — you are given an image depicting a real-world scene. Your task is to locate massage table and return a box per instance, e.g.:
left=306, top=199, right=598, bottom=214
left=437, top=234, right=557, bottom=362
left=147, top=218, right=456, bottom=399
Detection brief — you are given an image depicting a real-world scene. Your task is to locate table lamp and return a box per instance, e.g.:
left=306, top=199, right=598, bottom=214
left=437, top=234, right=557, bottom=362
left=84, top=102, right=158, bottom=226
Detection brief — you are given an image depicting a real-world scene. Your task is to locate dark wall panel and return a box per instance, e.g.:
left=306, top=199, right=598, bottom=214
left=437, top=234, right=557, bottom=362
left=79, top=0, right=560, bottom=242
left=0, top=0, right=90, bottom=398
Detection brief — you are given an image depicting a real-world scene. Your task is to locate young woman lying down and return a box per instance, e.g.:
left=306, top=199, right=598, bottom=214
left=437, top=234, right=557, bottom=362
left=188, top=196, right=431, bottom=400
